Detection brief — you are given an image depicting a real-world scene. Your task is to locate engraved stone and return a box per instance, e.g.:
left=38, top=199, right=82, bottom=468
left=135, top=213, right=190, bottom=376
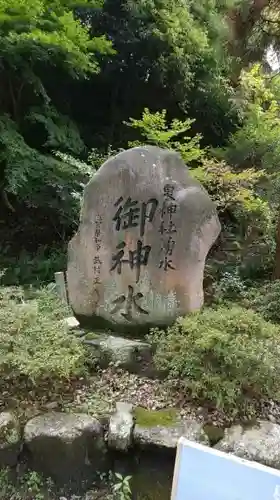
left=67, top=146, right=220, bottom=331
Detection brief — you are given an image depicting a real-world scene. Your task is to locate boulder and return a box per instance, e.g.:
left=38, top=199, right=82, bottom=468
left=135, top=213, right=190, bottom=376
left=67, top=146, right=220, bottom=332
left=0, top=411, right=21, bottom=467
left=107, top=402, right=134, bottom=451
left=24, top=412, right=106, bottom=483
left=215, top=420, right=280, bottom=469
left=134, top=418, right=209, bottom=451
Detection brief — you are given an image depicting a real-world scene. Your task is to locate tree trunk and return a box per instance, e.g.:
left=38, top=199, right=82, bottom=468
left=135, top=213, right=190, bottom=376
left=1, top=189, right=15, bottom=212
left=227, top=0, right=270, bottom=58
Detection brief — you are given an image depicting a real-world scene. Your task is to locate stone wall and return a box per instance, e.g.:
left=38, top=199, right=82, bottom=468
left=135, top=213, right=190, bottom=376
left=2, top=406, right=280, bottom=487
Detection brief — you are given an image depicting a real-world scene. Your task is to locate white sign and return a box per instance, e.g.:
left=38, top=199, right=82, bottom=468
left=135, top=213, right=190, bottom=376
left=171, top=437, right=280, bottom=500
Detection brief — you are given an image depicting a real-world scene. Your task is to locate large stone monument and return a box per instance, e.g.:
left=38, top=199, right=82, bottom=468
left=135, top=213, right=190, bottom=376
left=67, top=146, right=220, bottom=331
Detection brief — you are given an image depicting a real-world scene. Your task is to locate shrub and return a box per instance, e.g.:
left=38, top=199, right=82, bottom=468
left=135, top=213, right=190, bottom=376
left=125, top=108, right=204, bottom=164
left=0, top=246, right=67, bottom=286
left=245, top=280, right=280, bottom=324
left=148, top=306, right=280, bottom=416
left=211, top=269, right=247, bottom=303
left=0, top=287, right=86, bottom=382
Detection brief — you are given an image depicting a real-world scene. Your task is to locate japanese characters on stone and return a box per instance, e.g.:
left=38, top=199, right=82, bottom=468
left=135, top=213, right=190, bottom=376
left=109, top=195, right=159, bottom=320
left=108, top=187, right=179, bottom=321
left=159, top=184, right=177, bottom=271
left=93, top=215, right=102, bottom=285
left=110, top=195, right=158, bottom=282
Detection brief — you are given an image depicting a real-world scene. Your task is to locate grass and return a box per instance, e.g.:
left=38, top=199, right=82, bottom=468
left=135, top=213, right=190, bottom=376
left=0, top=468, right=128, bottom=500
left=0, top=469, right=48, bottom=500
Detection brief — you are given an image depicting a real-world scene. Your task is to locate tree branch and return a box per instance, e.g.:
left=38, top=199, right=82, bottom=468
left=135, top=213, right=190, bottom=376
left=2, top=190, right=15, bottom=212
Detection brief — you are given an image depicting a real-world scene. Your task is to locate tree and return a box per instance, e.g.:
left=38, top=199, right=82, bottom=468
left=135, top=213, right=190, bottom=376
left=223, top=64, right=280, bottom=277
left=0, top=0, right=113, bottom=226
left=227, top=0, right=280, bottom=72
left=72, top=0, right=240, bottom=150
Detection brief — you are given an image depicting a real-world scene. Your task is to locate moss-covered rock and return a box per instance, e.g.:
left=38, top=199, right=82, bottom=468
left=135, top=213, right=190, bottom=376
left=133, top=411, right=209, bottom=450
left=134, top=408, right=178, bottom=428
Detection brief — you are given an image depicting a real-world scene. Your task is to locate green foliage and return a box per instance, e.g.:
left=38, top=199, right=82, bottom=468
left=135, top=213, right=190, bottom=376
left=0, top=286, right=86, bottom=382
left=87, top=145, right=124, bottom=171
left=0, top=469, right=15, bottom=500
left=211, top=269, right=246, bottom=303
left=0, top=468, right=51, bottom=500
left=0, top=115, right=92, bottom=225
left=245, top=280, right=280, bottom=324
left=193, top=157, right=274, bottom=280
left=0, top=0, right=113, bottom=76
left=0, top=0, right=113, bottom=228
left=112, top=473, right=132, bottom=500
left=126, top=108, right=204, bottom=164
left=0, top=246, right=66, bottom=286
left=193, top=158, right=266, bottom=219
left=84, top=0, right=239, bottom=148
left=22, top=471, right=44, bottom=500
left=225, top=64, right=280, bottom=206
left=148, top=306, right=280, bottom=416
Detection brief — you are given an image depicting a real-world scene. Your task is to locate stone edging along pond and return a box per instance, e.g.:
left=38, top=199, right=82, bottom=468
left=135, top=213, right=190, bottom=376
left=2, top=403, right=280, bottom=486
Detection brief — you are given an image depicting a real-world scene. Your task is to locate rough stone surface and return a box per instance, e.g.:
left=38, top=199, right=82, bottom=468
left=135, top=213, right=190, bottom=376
left=107, top=402, right=134, bottom=451
left=0, top=412, right=21, bottom=467
left=134, top=418, right=209, bottom=450
left=67, top=146, right=220, bottom=331
left=84, top=334, right=155, bottom=376
left=215, top=420, right=280, bottom=469
left=24, top=412, right=106, bottom=483
left=63, top=316, right=80, bottom=330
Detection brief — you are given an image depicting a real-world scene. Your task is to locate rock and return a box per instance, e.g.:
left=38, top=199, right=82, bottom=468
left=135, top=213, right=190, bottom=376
left=45, top=401, right=59, bottom=410
left=63, top=316, right=80, bottom=330
left=24, top=412, right=107, bottom=483
left=134, top=418, right=209, bottom=450
left=67, top=146, right=220, bottom=332
left=108, top=402, right=134, bottom=451
left=215, top=420, right=280, bottom=469
left=84, top=333, right=155, bottom=376
left=0, top=411, right=21, bottom=467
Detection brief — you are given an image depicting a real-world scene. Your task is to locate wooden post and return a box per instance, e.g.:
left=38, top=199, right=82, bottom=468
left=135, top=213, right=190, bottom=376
left=54, top=271, right=68, bottom=304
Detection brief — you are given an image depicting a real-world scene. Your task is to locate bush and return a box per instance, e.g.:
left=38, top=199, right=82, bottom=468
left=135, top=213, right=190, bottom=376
left=148, top=306, right=280, bottom=416
left=245, top=280, right=280, bottom=324
left=0, top=286, right=87, bottom=382
left=211, top=269, right=247, bottom=303
left=0, top=246, right=67, bottom=286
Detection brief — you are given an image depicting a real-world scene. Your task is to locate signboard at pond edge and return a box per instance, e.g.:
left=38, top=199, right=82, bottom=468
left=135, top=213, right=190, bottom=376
left=67, top=146, right=220, bottom=330
left=171, top=437, right=280, bottom=500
